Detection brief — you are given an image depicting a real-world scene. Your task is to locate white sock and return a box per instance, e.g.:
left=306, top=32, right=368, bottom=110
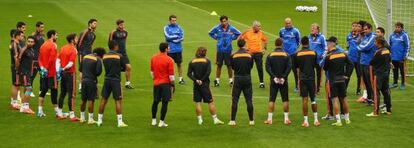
left=88, top=113, right=94, bottom=121
left=197, top=115, right=202, bottom=122
left=80, top=112, right=85, bottom=121
left=215, top=78, right=220, bottom=83
left=284, top=112, right=289, bottom=120
left=125, top=81, right=131, bottom=85
left=363, top=90, right=367, bottom=98
left=10, top=98, right=15, bottom=105
left=152, top=118, right=157, bottom=123
left=117, top=114, right=123, bottom=125
left=212, top=114, right=218, bottom=121
left=303, top=116, right=308, bottom=123
left=23, top=103, right=29, bottom=109
left=98, top=114, right=103, bottom=123
left=267, top=112, right=273, bottom=120
left=335, top=114, right=341, bottom=122
left=159, top=120, right=165, bottom=125
left=179, top=77, right=183, bottom=81
left=344, top=113, right=350, bottom=120
left=38, top=106, right=43, bottom=113
left=229, top=78, right=233, bottom=83
left=79, top=83, right=82, bottom=89
left=313, top=112, right=318, bottom=122
left=57, top=108, right=62, bottom=116
left=69, top=111, right=75, bottom=118
left=54, top=107, right=59, bottom=114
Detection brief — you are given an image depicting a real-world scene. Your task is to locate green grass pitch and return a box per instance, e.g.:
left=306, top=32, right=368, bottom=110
left=0, top=0, right=413, bottom=147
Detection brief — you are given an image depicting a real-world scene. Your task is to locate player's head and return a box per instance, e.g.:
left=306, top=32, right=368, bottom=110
left=108, top=40, right=119, bottom=51
left=301, top=36, right=309, bottom=47
left=66, top=33, right=78, bottom=45
left=10, top=29, right=17, bottom=39
left=237, top=39, right=246, bottom=48
left=284, top=18, right=292, bottom=28
left=363, top=23, right=372, bottom=34
left=16, top=21, right=26, bottom=33
left=374, top=36, right=386, bottom=48
left=195, top=46, right=207, bottom=58
left=358, top=20, right=366, bottom=33
left=88, top=18, right=98, bottom=30
left=394, top=22, right=404, bottom=33
left=376, top=27, right=385, bottom=37
left=327, top=36, right=338, bottom=51
left=13, top=30, right=24, bottom=42
left=159, top=42, right=169, bottom=53
left=47, top=29, right=58, bottom=42
left=169, top=15, right=177, bottom=25
left=252, top=20, right=261, bottom=32
left=36, top=21, right=44, bottom=32
left=352, top=21, right=359, bottom=32
left=311, top=23, right=320, bottom=35
left=27, top=36, right=36, bottom=48
left=116, top=19, right=125, bottom=30
left=220, top=15, right=229, bottom=27
left=93, top=47, right=107, bottom=58
left=275, top=38, right=283, bottom=48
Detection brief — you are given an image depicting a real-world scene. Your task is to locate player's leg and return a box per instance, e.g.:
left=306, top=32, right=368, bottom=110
left=67, top=73, right=78, bottom=121
left=281, top=82, right=291, bottom=124
left=354, top=62, right=362, bottom=94
left=265, top=81, right=276, bottom=124
left=37, top=77, right=48, bottom=117
left=176, top=53, right=184, bottom=85
left=339, top=82, right=350, bottom=124
left=97, top=80, right=111, bottom=126
left=229, top=78, right=242, bottom=126
left=21, top=75, right=34, bottom=114
left=400, top=60, right=406, bottom=89
left=114, top=80, right=126, bottom=127
left=382, top=76, right=392, bottom=114
left=10, top=68, right=20, bottom=109
left=193, top=85, right=204, bottom=125
left=158, top=84, right=171, bottom=128
left=151, top=85, right=161, bottom=126
left=243, top=79, right=254, bottom=126
left=291, top=55, right=299, bottom=92
left=124, top=64, right=133, bottom=89
left=80, top=82, right=87, bottom=123
left=300, top=80, right=309, bottom=127
left=316, top=65, right=322, bottom=94
left=254, top=53, right=265, bottom=88
left=57, top=75, right=67, bottom=118
left=202, top=84, right=223, bottom=125
left=391, top=61, right=399, bottom=88
left=214, top=52, right=223, bottom=87
left=309, top=81, right=320, bottom=126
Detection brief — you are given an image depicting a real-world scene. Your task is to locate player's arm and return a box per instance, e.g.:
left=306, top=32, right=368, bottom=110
left=265, top=55, right=275, bottom=77
left=295, top=29, right=301, bottom=45
left=231, top=27, right=241, bottom=40
left=120, top=55, right=127, bottom=72
left=16, top=46, right=26, bottom=69
left=77, top=30, right=87, bottom=49
left=322, top=55, right=329, bottom=71
left=108, top=30, right=115, bottom=43
left=208, top=26, right=218, bottom=40
left=187, top=62, right=196, bottom=82
left=96, top=58, right=103, bottom=76
left=63, top=51, right=76, bottom=71
left=403, top=33, right=410, bottom=59
left=200, top=59, right=211, bottom=81
left=344, top=55, right=354, bottom=78
left=370, top=51, right=380, bottom=65
left=262, top=34, right=268, bottom=50
left=164, top=26, right=179, bottom=42
left=283, top=55, right=292, bottom=78
left=358, top=35, right=375, bottom=52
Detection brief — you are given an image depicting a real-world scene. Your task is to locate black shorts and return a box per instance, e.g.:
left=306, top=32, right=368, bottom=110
left=167, top=52, right=182, bottom=64
left=299, top=80, right=316, bottom=99
left=11, top=67, right=18, bottom=86
left=153, top=84, right=172, bottom=103
left=193, top=83, right=213, bottom=103
left=41, top=77, right=58, bottom=89
left=232, top=76, right=253, bottom=100
left=269, top=80, right=289, bottom=102
left=121, top=53, right=130, bottom=64
left=216, top=52, right=231, bottom=66
left=81, top=80, right=98, bottom=101
left=18, top=72, right=32, bottom=87
left=101, top=80, right=122, bottom=100
left=330, top=81, right=347, bottom=98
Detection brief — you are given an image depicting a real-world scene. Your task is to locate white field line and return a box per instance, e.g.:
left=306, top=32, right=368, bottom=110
left=174, top=0, right=278, bottom=38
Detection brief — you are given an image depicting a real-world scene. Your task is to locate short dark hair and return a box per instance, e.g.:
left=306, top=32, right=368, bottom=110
left=169, top=15, right=177, bottom=20
left=108, top=40, right=119, bottom=50
left=16, top=21, right=26, bottom=28
left=159, top=42, right=169, bottom=52
left=36, top=21, right=44, bottom=27
left=13, top=30, right=23, bottom=38
left=27, top=36, right=36, bottom=42
left=237, top=39, right=246, bottom=48
left=376, top=27, right=385, bottom=34
left=395, top=22, right=404, bottom=29
left=116, top=19, right=124, bottom=25
left=364, top=23, right=372, bottom=29
left=275, top=38, right=283, bottom=46
left=66, top=33, right=77, bottom=43
left=88, top=18, right=97, bottom=25
left=375, top=36, right=387, bottom=47
left=46, top=30, right=57, bottom=39
left=10, top=29, right=17, bottom=38
left=301, top=36, right=309, bottom=46
left=93, top=47, right=107, bottom=58
left=195, top=47, right=207, bottom=58
left=358, top=20, right=367, bottom=27
left=220, top=15, right=228, bottom=22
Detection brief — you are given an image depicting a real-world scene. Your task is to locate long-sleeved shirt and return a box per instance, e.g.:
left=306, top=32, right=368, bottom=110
left=265, top=48, right=291, bottom=79
left=164, top=24, right=184, bottom=53
left=10, top=40, right=21, bottom=67
left=102, top=50, right=127, bottom=81
left=109, top=28, right=128, bottom=54
left=370, top=47, right=391, bottom=77
left=80, top=54, right=102, bottom=82
left=293, top=47, right=317, bottom=80
left=346, top=31, right=360, bottom=63
left=77, top=28, right=96, bottom=56
left=389, top=31, right=410, bottom=61
left=187, top=57, right=211, bottom=83
left=32, top=31, right=44, bottom=60
left=230, top=48, right=253, bottom=76
left=239, top=29, right=267, bottom=53
left=279, top=27, right=301, bottom=55
left=323, top=51, right=354, bottom=83
left=358, top=32, right=376, bottom=65
left=208, top=24, right=241, bottom=53
left=151, top=52, right=174, bottom=86
left=57, top=44, right=77, bottom=73
left=17, top=47, right=34, bottom=75
left=39, top=40, right=57, bottom=78
left=309, top=33, right=327, bottom=64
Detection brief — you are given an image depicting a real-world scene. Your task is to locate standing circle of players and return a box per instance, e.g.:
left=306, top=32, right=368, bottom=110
left=7, top=15, right=407, bottom=127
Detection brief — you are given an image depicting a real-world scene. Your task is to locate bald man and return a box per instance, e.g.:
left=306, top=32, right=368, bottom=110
left=279, top=18, right=301, bottom=92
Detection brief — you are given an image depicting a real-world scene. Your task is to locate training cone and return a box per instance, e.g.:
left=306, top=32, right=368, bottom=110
left=210, top=11, right=217, bottom=16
